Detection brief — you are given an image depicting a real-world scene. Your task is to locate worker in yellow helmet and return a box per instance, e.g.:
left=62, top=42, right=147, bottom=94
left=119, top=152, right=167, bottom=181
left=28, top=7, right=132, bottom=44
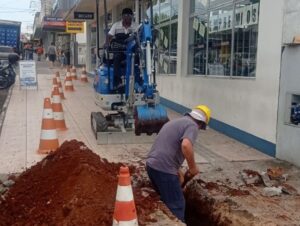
left=146, top=105, right=211, bottom=222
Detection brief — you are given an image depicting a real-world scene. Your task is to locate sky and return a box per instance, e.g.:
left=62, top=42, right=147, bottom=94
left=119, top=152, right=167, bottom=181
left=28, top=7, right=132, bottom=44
left=0, top=0, right=40, bottom=33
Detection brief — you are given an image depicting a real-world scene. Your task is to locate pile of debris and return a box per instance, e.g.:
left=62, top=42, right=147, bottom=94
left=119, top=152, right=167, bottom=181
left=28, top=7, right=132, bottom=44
left=0, top=140, right=171, bottom=226
left=240, top=167, right=298, bottom=196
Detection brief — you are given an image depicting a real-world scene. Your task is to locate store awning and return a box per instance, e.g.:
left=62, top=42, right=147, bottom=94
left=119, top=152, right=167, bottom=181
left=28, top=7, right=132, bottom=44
left=64, top=0, right=124, bottom=21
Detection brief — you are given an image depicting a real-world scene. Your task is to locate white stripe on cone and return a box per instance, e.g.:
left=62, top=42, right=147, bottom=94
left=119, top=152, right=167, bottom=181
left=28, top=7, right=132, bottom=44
left=43, top=109, right=54, bottom=119
left=40, top=129, right=57, bottom=140
left=65, top=81, right=73, bottom=86
left=53, top=112, right=65, bottom=120
left=116, top=186, right=134, bottom=202
left=52, top=95, right=61, bottom=103
left=113, top=219, right=138, bottom=226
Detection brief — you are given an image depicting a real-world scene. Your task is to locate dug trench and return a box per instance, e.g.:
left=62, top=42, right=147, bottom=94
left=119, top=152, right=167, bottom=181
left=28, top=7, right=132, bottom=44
left=184, top=180, right=249, bottom=226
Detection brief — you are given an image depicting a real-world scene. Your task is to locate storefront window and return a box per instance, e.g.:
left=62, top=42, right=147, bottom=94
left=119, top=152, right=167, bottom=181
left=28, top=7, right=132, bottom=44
left=189, top=0, right=260, bottom=77
left=233, top=1, right=259, bottom=77
left=189, top=0, right=208, bottom=74
left=151, top=0, right=178, bottom=74
left=207, top=5, right=233, bottom=76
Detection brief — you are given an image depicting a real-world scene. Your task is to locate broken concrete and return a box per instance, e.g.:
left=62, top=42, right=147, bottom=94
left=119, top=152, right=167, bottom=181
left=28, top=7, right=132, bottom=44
left=262, top=187, right=282, bottom=197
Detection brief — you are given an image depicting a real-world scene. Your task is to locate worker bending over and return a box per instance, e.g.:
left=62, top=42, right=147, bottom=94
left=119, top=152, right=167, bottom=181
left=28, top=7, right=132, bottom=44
left=146, top=105, right=211, bottom=222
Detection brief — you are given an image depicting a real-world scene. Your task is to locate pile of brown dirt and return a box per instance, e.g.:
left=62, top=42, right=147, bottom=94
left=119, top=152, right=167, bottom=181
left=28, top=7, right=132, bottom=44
left=0, top=140, right=164, bottom=226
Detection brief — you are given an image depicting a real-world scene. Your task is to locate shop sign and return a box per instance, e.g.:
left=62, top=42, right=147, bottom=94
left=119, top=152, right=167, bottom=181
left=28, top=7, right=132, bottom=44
left=66, top=21, right=84, bottom=33
left=74, top=12, right=94, bottom=20
left=209, top=3, right=259, bottom=33
left=19, top=61, right=38, bottom=89
left=42, top=17, right=66, bottom=32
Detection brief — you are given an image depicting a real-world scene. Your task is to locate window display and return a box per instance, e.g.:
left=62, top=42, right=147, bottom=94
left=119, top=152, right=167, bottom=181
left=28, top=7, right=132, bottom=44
left=189, top=0, right=259, bottom=77
left=151, top=0, right=178, bottom=74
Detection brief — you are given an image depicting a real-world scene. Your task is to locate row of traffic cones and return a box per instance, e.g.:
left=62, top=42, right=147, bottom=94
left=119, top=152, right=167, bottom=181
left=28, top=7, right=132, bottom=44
left=38, top=66, right=89, bottom=154
left=38, top=69, right=75, bottom=154
left=66, top=65, right=89, bottom=82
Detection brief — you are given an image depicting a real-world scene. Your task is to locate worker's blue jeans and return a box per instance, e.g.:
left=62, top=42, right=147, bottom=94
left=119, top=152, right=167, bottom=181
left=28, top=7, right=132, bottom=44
left=146, top=165, right=185, bottom=222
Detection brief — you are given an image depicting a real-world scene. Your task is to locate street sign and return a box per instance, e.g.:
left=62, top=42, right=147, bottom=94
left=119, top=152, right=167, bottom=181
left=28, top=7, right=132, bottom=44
left=66, top=21, right=84, bottom=33
left=74, top=12, right=94, bottom=20
left=19, top=61, right=38, bottom=89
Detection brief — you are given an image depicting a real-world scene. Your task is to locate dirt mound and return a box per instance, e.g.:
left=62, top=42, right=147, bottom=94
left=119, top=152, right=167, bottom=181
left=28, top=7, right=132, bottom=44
left=0, top=140, right=163, bottom=226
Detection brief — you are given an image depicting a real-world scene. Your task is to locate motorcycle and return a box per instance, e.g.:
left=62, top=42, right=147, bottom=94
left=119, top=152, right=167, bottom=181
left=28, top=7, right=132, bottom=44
left=0, top=54, right=19, bottom=89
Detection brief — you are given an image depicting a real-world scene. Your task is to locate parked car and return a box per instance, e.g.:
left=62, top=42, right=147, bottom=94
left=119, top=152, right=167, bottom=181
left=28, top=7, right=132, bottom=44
left=0, top=46, right=18, bottom=65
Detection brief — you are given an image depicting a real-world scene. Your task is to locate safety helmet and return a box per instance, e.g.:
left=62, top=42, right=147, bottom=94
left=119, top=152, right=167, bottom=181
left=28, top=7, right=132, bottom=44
left=194, top=105, right=211, bottom=124
left=186, top=105, right=211, bottom=126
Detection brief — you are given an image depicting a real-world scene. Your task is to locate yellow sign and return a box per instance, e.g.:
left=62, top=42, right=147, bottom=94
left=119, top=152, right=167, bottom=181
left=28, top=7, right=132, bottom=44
left=66, top=21, right=84, bottom=33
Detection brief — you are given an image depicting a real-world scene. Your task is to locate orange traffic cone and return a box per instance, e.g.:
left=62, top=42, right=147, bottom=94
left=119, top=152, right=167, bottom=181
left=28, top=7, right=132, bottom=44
left=113, top=166, right=138, bottom=226
left=56, top=75, right=65, bottom=99
left=71, top=65, right=78, bottom=80
left=52, top=87, right=67, bottom=131
left=55, top=71, right=60, bottom=78
left=80, top=66, right=88, bottom=82
left=51, top=77, right=58, bottom=98
left=65, top=73, right=75, bottom=91
left=65, top=71, right=71, bottom=84
left=38, top=98, right=59, bottom=154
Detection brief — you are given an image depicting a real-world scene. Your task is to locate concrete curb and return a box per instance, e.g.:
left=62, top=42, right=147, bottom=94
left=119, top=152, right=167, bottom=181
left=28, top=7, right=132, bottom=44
left=0, top=85, right=14, bottom=136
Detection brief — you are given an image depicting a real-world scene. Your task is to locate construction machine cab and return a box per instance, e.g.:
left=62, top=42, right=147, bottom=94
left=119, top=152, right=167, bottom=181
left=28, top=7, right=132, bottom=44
left=91, top=0, right=169, bottom=140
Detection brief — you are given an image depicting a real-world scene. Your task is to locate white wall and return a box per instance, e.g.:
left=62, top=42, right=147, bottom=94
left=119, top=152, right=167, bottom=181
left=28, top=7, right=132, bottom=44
left=157, top=0, right=284, bottom=144
left=276, top=1, right=300, bottom=167
left=277, top=46, right=300, bottom=167
left=282, top=0, right=300, bottom=44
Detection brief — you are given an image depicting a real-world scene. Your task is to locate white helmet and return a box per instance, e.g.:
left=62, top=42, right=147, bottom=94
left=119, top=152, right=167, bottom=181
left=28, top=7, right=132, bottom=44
left=186, top=109, right=207, bottom=123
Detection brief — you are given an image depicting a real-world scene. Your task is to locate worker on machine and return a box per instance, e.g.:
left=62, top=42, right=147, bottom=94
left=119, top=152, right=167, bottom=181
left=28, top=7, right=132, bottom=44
left=107, top=8, right=138, bottom=91
left=146, top=105, right=211, bottom=222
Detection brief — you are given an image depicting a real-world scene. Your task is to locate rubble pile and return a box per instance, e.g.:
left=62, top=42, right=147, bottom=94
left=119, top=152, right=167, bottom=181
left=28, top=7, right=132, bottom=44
left=0, top=140, right=164, bottom=226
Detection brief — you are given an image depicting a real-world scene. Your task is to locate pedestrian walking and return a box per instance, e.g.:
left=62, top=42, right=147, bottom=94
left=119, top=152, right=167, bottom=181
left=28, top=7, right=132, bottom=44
left=36, top=45, right=44, bottom=61
left=146, top=105, right=211, bottom=222
left=47, top=42, right=57, bottom=68
left=60, top=50, right=66, bottom=69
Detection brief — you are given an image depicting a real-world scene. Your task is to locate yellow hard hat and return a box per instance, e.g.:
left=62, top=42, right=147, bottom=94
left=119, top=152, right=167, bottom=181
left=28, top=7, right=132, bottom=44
left=194, top=105, right=211, bottom=124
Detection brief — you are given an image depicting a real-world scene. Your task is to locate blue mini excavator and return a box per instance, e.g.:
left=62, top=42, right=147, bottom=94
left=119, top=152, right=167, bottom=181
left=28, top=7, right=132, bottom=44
left=91, top=0, right=169, bottom=139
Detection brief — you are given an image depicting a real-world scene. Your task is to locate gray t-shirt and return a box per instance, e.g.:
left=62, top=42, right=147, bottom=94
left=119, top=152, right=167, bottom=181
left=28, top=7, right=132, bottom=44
left=146, top=116, right=199, bottom=175
left=48, top=45, right=56, bottom=55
